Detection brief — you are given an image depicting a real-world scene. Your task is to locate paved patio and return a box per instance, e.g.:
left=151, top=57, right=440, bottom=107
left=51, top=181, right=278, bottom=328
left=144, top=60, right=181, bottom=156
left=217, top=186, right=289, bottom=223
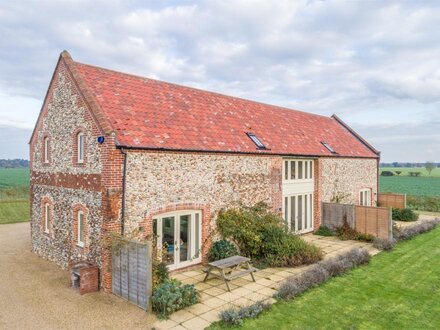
left=153, top=235, right=379, bottom=330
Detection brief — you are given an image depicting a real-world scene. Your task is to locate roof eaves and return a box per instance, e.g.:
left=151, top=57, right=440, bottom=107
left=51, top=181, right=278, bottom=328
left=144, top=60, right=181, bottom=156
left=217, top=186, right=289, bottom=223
left=331, top=114, right=380, bottom=157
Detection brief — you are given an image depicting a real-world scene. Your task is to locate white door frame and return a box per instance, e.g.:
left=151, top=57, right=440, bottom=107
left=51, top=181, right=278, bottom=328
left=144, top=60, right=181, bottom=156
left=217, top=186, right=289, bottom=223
left=153, top=210, right=202, bottom=271
left=283, top=193, right=314, bottom=234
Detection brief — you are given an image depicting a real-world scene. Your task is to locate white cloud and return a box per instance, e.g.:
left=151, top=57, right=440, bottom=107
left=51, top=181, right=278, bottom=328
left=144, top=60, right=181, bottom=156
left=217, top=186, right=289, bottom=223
left=0, top=0, right=439, bottom=161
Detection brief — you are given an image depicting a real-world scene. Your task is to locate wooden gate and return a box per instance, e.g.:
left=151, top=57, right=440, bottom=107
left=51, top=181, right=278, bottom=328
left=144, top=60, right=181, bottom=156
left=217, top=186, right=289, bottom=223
left=112, top=239, right=153, bottom=311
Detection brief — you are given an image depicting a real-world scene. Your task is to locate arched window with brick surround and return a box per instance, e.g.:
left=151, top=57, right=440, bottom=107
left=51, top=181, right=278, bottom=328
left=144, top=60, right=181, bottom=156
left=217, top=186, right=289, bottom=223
left=73, top=204, right=88, bottom=248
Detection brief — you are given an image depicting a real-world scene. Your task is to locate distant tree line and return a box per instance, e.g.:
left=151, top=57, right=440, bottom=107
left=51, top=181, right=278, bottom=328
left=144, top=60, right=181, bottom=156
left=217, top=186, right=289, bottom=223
left=380, top=162, right=440, bottom=168
left=0, top=159, right=29, bottom=168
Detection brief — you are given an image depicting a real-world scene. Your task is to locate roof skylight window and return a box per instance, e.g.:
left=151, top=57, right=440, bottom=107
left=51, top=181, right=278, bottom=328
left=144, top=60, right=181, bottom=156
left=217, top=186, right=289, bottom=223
left=247, top=133, right=266, bottom=150
left=322, top=142, right=337, bottom=154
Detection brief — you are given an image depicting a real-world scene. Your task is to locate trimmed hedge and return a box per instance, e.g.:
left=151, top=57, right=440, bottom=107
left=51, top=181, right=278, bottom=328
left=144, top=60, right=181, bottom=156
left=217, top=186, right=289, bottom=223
left=277, top=248, right=370, bottom=300
left=393, top=219, right=440, bottom=241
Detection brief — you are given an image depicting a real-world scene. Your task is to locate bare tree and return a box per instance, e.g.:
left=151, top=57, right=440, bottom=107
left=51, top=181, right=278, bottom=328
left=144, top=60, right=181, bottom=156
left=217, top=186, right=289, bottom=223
left=425, top=161, right=436, bottom=176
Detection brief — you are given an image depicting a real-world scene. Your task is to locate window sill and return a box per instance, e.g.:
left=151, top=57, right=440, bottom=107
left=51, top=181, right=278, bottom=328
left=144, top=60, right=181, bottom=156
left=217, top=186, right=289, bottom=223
left=76, top=243, right=85, bottom=248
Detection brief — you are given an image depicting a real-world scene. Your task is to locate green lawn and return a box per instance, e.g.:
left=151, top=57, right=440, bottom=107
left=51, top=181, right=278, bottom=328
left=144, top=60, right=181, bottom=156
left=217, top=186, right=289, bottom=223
left=0, top=200, right=30, bottom=224
left=0, top=168, right=30, bottom=223
left=210, top=227, right=440, bottom=329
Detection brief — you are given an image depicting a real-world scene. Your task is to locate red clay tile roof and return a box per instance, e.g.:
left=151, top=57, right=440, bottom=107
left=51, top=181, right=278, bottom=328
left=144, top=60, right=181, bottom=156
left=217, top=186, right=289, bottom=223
left=74, top=61, right=379, bottom=158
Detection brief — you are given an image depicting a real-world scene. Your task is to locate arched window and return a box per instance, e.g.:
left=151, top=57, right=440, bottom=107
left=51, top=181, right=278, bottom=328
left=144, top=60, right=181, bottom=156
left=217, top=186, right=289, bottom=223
left=44, top=136, right=50, bottom=164
left=77, top=132, right=85, bottom=163
left=77, top=210, right=85, bottom=247
left=44, top=202, right=50, bottom=233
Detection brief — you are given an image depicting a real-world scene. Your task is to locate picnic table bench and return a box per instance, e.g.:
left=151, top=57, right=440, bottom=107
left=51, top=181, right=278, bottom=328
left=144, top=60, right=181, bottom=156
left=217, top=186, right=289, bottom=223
left=203, top=255, right=257, bottom=291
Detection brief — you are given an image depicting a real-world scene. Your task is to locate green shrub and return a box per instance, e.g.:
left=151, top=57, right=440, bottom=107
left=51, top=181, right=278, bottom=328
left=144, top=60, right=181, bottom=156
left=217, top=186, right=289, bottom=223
left=219, top=300, right=272, bottom=326
left=380, top=171, right=394, bottom=176
left=392, top=208, right=419, bottom=222
left=151, top=279, right=199, bottom=319
left=314, top=226, right=334, bottom=236
left=152, top=261, right=169, bottom=290
left=260, top=225, right=322, bottom=267
left=217, top=202, right=322, bottom=267
left=208, top=239, right=238, bottom=261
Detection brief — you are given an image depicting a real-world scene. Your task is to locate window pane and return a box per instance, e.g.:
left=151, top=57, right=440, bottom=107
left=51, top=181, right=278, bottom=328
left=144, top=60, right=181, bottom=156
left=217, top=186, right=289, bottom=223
left=298, top=161, right=303, bottom=179
left=179, top=215, right=190, bottom=262
left=284, top=161, right=288, bottom=180
left=308, top=194, right=313, bottom=228
left=45, top=204, right=49, bottom=231
left=290, top=161, right=296, bottom=180
left=284, top=197, right=288, bottom=223
left=305, top=161, right=308, bottom=179
left=297, top=195, right=303, bottom=231
left=360, top=192, right=363, bottom=206
left=195, top=213, right=200, bottom=258
left=79, top=213, right=84, bottom=243
left=162, top=216, right=175, bottom=265
left=305, top=195, right=308, bottom=229
left=310, top=161, right=313, bottom=179
left=290, top=196, right=296, bottom=231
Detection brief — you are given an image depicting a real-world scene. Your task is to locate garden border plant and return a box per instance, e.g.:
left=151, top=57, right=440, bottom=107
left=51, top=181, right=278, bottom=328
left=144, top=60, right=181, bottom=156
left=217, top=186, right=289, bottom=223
left=219, top=300, right=272, bottom=326
left=216, top=202, right=323, bottom=267
left=277, top=247, right=370, bottom=300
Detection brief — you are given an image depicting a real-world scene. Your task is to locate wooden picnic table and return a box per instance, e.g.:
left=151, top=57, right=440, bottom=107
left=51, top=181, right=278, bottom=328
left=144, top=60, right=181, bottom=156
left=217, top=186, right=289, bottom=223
left=203, top=255, right=257, bottom=292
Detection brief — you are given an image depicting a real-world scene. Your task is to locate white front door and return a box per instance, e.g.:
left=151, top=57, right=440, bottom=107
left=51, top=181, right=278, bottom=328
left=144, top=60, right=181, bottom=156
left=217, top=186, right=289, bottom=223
left=283, top=193, right=314, bottom=233
left=153, top=210, right=202, bottom=270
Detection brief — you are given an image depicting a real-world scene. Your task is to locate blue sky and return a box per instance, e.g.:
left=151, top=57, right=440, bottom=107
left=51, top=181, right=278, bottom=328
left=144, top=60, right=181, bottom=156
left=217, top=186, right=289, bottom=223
left=0, top=0, right=439, bottom=162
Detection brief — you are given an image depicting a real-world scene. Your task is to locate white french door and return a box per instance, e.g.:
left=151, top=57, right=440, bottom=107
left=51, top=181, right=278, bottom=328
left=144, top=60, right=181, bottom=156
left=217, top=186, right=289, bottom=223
left=153, top=210, right=202, bottom=270
left=283, top=193, right=313, bottom=234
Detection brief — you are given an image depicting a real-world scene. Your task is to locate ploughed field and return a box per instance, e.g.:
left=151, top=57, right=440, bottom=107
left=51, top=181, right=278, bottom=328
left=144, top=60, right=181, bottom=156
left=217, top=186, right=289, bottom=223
left=0, top=168, right=30, bottom=224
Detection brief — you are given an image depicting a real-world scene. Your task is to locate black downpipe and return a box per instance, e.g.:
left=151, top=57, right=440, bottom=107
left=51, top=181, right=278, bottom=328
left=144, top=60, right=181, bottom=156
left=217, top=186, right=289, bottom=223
left=120, top=148, right=128, bottom=236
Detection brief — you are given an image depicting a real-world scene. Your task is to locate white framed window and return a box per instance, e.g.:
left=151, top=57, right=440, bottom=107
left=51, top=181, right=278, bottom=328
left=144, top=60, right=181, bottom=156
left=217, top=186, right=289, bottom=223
left=77, top=132, right=84, bottom=163
left=283, top=193, right=314, bottom=233
left=44, top=203, right=50, bottom=233
left=359, top=189, right=371, bottom=206
left=77, top=210, right=85, bottom=247
left=283, top=159, right=314, bottom=181
left=44, top=137, right=49, bottom=163
left=153, top=210, right=202, bottom=270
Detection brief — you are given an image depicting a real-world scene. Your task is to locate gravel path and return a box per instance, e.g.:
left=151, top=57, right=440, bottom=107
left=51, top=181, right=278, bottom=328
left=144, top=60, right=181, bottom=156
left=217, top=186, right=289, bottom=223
left=0, top=222, right=155, bottom=329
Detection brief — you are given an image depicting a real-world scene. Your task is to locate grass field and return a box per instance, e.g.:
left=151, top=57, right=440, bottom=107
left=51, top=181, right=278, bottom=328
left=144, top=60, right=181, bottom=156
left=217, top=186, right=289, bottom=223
left=380, top=176, right=440, bottom=197
left=0, top=168, right=30, bottom=188
left=0, top=168, right=30, bottom=224
left=210, top=226, right=440, bottom=329
left=380, top=167, right=440, bottom=177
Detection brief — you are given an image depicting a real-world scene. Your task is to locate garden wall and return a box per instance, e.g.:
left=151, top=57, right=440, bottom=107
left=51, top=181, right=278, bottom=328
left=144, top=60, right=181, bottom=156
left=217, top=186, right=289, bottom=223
left=322, top=202, right=392, bottom=239
left=378, top=193, right=406, bottom=209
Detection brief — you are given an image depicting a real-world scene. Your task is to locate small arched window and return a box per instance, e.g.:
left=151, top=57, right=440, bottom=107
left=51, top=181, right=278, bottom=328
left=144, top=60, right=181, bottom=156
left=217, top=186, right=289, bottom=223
left=77, top=132, right=85, bottom=163
left=44, top=137, right=50, bottom=164
left=77, top=210, right=85, bottom=247
left=44, top=202, right=50, bottom=233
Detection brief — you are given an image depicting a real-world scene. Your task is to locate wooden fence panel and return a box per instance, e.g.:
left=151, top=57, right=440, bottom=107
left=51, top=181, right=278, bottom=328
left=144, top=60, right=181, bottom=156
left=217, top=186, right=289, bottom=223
left=112, top=239, right=152, bottom=311
left=355, top=205, right=392, bottom=240
left=321, top=203, right=355, bottom=229
left=378, top=193, right=406, bottom=209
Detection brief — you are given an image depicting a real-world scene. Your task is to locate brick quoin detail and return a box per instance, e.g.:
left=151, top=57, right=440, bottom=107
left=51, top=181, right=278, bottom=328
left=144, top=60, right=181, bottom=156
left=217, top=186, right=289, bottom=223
left=140, top=203, right=212, bottom=264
